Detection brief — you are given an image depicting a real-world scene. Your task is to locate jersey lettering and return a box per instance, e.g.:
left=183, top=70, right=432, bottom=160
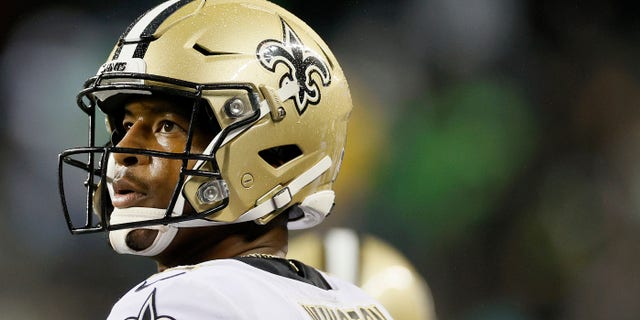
left=302, top=304, right=389, bottom=320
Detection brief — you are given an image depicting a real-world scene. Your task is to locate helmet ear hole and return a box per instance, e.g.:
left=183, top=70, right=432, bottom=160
left=258, top=144, right=302, bottom=168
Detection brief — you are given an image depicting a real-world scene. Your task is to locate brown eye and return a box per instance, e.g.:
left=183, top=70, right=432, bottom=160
left=159, top=120, right=179, bottom=133
left=123, top=122, right=133, bottom=131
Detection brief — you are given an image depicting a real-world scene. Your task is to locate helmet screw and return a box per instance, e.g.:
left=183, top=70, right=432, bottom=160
left=277, top=107, right=286, bottom=119
left=225, top=98, right=247, bottom=118
left=197, top=180, right=227, bottom=204
left=241, top=173, right=254, bottom=188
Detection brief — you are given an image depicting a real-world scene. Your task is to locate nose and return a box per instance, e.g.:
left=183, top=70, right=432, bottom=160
left=112, top=121, right=151, bottom=166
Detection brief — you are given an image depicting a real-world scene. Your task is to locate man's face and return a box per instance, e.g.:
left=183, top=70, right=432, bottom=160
left=109, top=96, right=212, bottom=250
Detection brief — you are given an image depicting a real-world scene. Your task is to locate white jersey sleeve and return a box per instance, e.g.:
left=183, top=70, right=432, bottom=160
left=107, top=259, right=393, bottom=320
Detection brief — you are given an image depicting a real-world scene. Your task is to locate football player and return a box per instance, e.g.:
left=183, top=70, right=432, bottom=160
left=58, top=0, right=394, bottom=319
left=289, top=228, right=437, bottom=320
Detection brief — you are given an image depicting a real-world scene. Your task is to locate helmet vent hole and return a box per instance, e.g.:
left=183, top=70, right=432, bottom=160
left=258, top=144, right=302, bottom=168
left=192, top=43, right=239, bottom=57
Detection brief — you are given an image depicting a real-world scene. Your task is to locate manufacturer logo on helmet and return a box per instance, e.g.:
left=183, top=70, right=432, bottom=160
left=257, top=18, right=332, bottom=115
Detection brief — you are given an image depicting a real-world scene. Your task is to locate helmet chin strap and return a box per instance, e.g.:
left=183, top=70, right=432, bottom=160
left=108, top=195, right=185, bottom=256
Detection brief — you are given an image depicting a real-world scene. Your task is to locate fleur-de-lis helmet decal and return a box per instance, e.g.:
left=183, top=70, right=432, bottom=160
left=257, top=18, right=332, bottom=115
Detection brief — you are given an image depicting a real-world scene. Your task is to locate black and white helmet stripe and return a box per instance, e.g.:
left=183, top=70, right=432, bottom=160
left=113, top=0, right=194, bottom=60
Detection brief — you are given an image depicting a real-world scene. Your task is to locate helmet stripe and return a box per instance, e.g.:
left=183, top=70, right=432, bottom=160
left=113, top=0, right=194, bottom=60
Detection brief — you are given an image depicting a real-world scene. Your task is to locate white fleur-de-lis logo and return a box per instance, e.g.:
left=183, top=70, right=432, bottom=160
left=126, top=289, right=176, bottom=320
left=256, top=18, right=332, bottom=115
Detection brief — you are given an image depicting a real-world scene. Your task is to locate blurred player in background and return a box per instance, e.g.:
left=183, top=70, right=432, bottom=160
left=58, top=0, right=393, bottom=318
left=289, top=228, right=437, bottom=320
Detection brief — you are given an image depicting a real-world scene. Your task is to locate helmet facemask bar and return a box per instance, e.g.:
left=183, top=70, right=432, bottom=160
left=58, top=147, right=106, bottom=234
left=58, top=72, right=263, bottom=234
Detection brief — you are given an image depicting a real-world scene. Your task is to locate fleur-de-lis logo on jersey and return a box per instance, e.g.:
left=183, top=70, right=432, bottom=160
left=257, top=18, right=332, bottom=115
left=126, top=289, right=176, bottom=320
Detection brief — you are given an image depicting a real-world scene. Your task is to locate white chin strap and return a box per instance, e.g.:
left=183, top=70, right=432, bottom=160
left=109, top=208, right=179, bottom=256
left=108, top=195, right=186, bottom=256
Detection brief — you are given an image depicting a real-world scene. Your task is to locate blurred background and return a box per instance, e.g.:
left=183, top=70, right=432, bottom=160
left=1, top=0, right=640, bottom=319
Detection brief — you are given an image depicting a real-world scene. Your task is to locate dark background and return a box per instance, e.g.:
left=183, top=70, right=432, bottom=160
left=2, top=1, right=640, bottom=319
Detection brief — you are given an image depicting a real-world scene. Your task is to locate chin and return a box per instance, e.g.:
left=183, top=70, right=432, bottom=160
left=125, top=229, right=160, bottom=251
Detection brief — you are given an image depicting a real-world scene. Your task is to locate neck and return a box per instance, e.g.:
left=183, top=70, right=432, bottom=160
left=153, top=215, right=289, bottom=272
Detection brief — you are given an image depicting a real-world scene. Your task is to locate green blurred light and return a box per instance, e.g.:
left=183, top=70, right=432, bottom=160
left=374, top=80, right=538, bottom=243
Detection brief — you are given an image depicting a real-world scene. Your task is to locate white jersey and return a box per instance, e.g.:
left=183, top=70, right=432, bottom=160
left=107, top=258, right=393, bottom=319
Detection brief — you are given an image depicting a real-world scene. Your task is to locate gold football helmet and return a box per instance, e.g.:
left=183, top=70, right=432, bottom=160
left=58, top=0, right=352, bottom=255
left=288, top=228, right=437, bottom=320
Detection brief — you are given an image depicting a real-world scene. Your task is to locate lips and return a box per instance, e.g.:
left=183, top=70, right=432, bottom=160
left=111, top=177, right=147, bottom=208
